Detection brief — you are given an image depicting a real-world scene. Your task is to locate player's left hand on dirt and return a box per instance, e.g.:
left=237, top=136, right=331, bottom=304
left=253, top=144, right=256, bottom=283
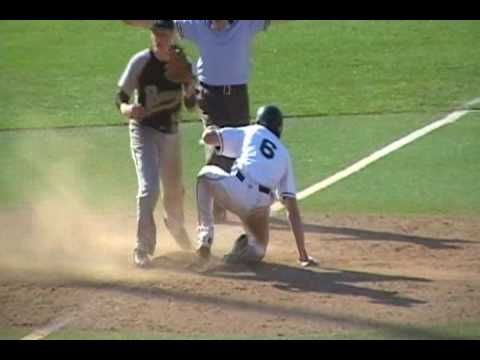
left=298, top=256, right=318, bottom=268
left=166, top=46, right=194, bottom=84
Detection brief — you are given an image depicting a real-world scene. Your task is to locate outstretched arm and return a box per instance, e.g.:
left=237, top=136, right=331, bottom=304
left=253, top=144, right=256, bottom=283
left=122, top=20, right=155, bottom=28
left=283, top=197, right=317, bottom=267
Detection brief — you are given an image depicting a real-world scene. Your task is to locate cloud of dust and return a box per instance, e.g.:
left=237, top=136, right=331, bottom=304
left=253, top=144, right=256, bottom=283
left=0, top=130, right=183, bottom=282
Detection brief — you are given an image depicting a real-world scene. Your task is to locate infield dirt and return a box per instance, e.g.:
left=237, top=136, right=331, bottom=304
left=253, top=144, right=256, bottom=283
left=1, top=201, right=479, bottom=337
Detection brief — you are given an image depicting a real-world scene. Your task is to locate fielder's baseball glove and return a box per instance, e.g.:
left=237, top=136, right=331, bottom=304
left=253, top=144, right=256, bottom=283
left=166, top=46, right=194, bottom=84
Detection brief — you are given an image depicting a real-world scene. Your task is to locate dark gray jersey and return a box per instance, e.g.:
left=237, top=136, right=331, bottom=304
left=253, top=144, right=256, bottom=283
left=118, top=48, right=183, bottom=133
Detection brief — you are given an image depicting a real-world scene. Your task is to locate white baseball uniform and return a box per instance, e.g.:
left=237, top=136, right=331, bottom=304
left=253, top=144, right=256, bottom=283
left=196, top=124, right=297, bottom=258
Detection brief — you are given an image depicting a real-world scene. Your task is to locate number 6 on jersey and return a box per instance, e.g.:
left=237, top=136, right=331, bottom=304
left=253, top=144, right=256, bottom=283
left=260, top=139, right=277, bottom=159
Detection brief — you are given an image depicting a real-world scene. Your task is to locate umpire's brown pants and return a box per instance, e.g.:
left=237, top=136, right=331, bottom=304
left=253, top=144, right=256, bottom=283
left=197, top=82, right=250, bottom=217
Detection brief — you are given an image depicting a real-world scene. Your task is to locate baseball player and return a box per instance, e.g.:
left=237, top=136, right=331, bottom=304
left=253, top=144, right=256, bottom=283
left=123, top=20, right=291, bottom=223
left=116, top=20, right=195, bottom=268
left=195, top=105, right=317, bottom=267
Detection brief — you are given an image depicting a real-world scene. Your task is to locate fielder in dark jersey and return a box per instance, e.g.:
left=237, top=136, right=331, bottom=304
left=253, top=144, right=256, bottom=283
left=123, top=20, right=290, bottom=223
left=116, top=20, right=193, bottom=268
left=117, top=46, right=187, bottom=133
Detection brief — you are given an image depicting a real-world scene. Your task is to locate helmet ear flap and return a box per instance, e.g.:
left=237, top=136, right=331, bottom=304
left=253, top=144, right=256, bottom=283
left=255, top=105, right=283, bottom=138
left=276, top=124, right=283, bottom=138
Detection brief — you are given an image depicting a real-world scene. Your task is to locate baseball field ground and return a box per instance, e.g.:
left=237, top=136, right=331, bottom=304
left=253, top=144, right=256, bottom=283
left=1, top=20, right=479, bottom=340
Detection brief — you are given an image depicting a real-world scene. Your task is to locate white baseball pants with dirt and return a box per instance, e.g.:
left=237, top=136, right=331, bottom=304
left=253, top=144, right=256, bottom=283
left=129, top=121, right=186, bottom=255
left=196, top=165, right=275, bottom=259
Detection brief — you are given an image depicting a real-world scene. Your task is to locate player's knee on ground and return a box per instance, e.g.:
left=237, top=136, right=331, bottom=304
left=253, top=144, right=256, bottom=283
left=225, top=236, right=266, bottom=264
left=246, top=242, right=266, bottom=263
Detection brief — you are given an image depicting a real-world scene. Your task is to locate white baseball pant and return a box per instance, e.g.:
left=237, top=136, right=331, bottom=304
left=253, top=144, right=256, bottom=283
left=196, top=165, right=275, bottom=259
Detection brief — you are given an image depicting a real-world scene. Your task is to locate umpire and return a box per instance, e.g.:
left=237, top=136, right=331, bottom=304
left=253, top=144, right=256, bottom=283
left=123, top=20, right=290, bottom=222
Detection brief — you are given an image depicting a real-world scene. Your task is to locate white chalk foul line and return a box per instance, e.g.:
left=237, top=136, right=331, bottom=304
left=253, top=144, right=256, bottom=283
left=271, top=103, right=478, bottom=213
left=21, top=315, right=73, bottom=340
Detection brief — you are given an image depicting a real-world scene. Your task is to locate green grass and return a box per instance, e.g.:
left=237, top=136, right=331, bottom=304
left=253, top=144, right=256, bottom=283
left=0, top=328, right=31, bottom=340
left=2, top=320, right=479, bottom=339
left=0, top=21, right=133, bottom=129
left=1, top=20, right=478, bottom=342
left=252, top=20, right=480, bottom=116
left=0, top=124, right=203, bottom=212
left=0, top=20, right=479, bottom=216
left=1, top=20, right=480, bottom=129
left=299, top=111, right=480, bottom=216
left=1, top=111, right=478, bottom=216
left=283, top=112, right=436, bottom=190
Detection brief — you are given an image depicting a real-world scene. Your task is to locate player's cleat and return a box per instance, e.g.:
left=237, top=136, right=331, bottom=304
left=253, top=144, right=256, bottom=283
left=298, top=256, right=319, bottom=268
left=133, top=249, right=151, bottom=269
left=223, top=234, right=248, bottom=265
left=231, top=234, right=248, bottom=253
left=196, top=244, right=211, bottom=260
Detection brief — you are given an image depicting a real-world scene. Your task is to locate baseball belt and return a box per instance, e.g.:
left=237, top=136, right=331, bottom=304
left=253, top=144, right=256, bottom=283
left=235, top=171, right=271, bottom=195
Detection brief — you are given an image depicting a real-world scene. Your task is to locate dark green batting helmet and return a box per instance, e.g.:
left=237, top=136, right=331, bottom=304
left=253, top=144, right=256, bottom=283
left=255, top=105, right=283, bottom=138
